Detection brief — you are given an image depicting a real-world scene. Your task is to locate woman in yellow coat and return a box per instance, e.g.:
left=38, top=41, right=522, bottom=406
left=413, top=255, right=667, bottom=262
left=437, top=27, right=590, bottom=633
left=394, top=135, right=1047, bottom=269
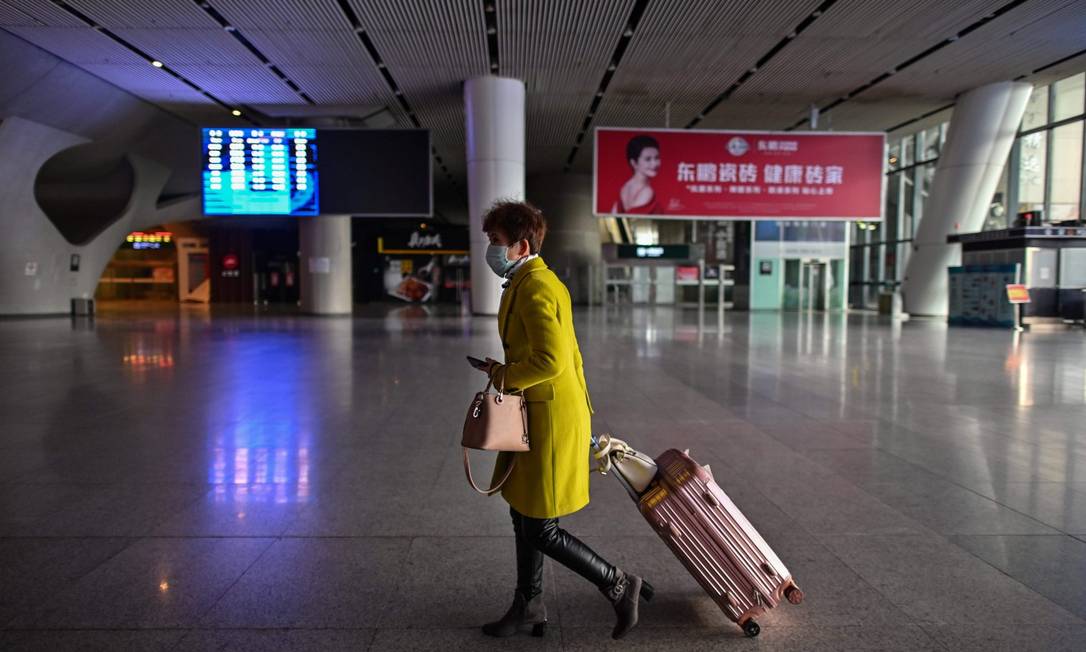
left=477, top=201, right=652, bottom=641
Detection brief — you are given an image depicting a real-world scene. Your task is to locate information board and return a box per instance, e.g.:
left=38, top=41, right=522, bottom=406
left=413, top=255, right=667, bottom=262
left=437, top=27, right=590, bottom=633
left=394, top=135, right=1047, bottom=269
left=202, top=128, right=318, bottom=216
left=948, top=264, right=1019, bottom=327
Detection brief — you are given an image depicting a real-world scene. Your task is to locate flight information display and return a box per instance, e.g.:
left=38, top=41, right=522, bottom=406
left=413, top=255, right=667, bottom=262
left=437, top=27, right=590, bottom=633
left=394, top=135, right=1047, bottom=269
left=202, top=128, right=318, bottom=216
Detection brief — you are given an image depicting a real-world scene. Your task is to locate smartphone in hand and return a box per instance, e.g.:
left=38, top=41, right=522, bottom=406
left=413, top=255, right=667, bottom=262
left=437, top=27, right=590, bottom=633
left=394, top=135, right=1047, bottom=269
left=466, top=356, right=489, bottom=371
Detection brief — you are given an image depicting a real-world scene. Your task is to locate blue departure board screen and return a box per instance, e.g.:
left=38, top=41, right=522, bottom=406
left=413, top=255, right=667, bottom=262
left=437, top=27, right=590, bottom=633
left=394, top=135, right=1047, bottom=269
left=202, top=128, right=318, bottom=216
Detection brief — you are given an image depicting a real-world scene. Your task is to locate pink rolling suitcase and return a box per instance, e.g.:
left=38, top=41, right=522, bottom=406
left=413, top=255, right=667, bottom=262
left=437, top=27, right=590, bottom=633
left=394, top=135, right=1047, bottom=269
left=592, top=435, right=803, bottom=637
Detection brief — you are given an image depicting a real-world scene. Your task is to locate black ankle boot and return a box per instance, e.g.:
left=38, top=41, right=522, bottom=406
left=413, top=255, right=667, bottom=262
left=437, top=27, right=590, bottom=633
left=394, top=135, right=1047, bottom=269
left=601, top=569, right=654, bottom=640
left=481, top=591, right=548, bottom=638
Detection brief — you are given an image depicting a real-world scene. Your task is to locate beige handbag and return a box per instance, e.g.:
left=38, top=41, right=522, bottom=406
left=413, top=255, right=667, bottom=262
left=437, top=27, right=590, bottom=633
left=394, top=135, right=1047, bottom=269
left=592, top=433, right=659, bottom=494
left=462, top=376, right=529, bottom=495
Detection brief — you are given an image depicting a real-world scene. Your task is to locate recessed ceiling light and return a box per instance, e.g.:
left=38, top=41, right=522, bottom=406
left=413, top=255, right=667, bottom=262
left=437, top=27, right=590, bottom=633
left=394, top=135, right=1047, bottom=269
left=151, top=60, right=163, bottom=68
left=231, top=109, right=241, bottom=116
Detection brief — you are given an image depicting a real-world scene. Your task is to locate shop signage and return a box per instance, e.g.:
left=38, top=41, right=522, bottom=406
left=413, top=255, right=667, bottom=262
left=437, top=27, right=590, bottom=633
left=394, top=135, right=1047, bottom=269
left=221, top=253, right=240, bottom=278
left=378, top=225, right=468, bottom=255
left=676, top=265, right=699, bottom=282
left=1006, top=284, right=1031, bottom=304
left=594, top=127, right=884, bottom=220
left=125, top=231, right=173, bottom=250
left=616, top=244, right=692, bottom=260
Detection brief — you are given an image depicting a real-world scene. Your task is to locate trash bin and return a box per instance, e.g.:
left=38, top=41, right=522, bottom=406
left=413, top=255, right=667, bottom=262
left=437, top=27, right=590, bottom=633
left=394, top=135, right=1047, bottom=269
left=71, top=298, right=94, bottom=316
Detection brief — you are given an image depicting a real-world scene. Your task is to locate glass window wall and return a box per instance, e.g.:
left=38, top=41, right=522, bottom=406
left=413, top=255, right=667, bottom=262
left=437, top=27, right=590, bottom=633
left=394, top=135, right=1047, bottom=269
left=1053, top=73, right=1084, bottom=122
left=849, top=72, right=1086, bottom=309
left=1022, top=85, right=1049, bottom=131
left=1050, top=121, right=1083, bottom=222
left=1017, top=131, right=1047, bottom=215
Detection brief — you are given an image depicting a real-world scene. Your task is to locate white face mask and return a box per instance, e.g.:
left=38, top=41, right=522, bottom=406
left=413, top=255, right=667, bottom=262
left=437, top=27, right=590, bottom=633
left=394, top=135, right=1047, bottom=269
left=485, top=244, right=518, bottom=278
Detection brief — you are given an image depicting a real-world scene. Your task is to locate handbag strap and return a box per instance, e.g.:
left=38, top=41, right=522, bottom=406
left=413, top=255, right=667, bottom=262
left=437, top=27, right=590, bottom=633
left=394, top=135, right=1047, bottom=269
left=592, top=433, right=626, bottom=474
left=463, top=449, right=516, bottom=496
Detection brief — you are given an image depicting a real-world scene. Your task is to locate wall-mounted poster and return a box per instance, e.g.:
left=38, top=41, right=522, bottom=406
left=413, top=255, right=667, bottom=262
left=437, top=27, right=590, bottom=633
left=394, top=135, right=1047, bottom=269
left=594, top=127, right=885, bottom=221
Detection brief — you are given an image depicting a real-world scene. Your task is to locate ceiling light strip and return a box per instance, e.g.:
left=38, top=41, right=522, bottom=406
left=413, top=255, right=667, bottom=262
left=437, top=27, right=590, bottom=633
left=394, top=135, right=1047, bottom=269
left=192, top=0, right=314, bottom=106
left=785, top=0, right=1032, bottom=130
left=884, top=103, right=955, bottom=134
left=562, top=0, right=651, bottom=172
left=888, top=45, right=1086, bottom=134
left=333, top=0, right=458, bottom=191
left=684, top=0, right=840, bottom=130
left=48, top=0, right=253, bottom=123
left=1023, top=46, right=1086, bottom=77
left=484, top=1, right=499, bottom=73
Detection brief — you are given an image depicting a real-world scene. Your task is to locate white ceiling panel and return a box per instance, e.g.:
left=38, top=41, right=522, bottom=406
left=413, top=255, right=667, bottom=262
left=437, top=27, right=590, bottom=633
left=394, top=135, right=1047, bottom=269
left=4, top=25, right=147, bottom=64
left=500, top=0, right=633, bottom=95
left=113, top=27, right=262, bottom=65
left=77, top=62, right=211, bottom=101
left=66, top=0, right=218, bottom=29
left=170, top=64, right=302, bottom=105
left=737, top=0, right=1010, bottom=101
left=861, top=0, right=1086, bottom=102
left=211, top=0, right=353, bottom=30
left=3, top=0, right=1085, bottom=187
left=0, top=0, right=89, bottom=27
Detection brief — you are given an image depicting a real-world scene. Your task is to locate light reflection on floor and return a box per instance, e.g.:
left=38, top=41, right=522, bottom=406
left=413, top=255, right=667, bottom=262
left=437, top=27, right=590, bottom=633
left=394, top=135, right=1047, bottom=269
left=0, top=304, right=1084, bottom=650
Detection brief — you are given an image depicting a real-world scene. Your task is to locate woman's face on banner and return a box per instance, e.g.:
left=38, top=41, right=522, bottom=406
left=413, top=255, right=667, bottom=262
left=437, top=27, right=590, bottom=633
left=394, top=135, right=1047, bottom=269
left=630, top=147, right=660, bottom=178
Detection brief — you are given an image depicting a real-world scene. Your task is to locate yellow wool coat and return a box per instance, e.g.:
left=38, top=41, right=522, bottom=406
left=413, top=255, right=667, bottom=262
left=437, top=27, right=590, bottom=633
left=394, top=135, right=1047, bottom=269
left=490, top=257, right=594, bottom=519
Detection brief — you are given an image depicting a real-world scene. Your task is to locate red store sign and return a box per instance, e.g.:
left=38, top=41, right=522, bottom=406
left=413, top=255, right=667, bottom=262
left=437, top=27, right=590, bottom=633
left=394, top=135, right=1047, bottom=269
left=594, top=127, right=885, bottom=221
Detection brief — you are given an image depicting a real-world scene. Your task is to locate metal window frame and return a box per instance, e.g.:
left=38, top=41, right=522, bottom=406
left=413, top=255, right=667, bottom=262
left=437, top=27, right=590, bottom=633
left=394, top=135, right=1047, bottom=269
left=1044, top=84, right=1056, bottom=219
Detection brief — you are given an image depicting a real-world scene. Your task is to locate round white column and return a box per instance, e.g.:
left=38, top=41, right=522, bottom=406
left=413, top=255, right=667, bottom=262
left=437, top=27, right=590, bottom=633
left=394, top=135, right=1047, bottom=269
left=902, top=81, right=1032, bottom=316
left=464, top=76, right=525, bottom=315
left=299, top=215, right=352, bottom=315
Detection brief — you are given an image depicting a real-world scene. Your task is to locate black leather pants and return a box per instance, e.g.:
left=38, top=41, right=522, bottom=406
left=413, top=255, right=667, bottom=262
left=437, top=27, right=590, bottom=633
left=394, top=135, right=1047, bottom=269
left=510, top=506, right=617, bottom=600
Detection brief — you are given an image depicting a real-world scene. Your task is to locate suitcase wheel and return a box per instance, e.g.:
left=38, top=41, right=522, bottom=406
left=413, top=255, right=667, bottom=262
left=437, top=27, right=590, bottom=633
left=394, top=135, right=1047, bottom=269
left=742, top=619, right=760, bottom=638
left=784, top=585, right=804, bottom=605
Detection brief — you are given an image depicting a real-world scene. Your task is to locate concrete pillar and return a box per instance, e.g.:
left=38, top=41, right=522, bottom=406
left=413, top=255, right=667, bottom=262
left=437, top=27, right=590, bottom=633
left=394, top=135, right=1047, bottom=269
left=299, top=216, right=352, bottom=315
left=527, top=173, right=600, bottom=303
left=465, top=76, right=525, bottom=315
left=902, top=81, right=1032, bottom=316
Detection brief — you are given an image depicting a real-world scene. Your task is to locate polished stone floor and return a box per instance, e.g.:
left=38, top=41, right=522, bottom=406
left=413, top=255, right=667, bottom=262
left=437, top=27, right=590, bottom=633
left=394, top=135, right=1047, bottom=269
left=1, top=303, right=1085, bottom=651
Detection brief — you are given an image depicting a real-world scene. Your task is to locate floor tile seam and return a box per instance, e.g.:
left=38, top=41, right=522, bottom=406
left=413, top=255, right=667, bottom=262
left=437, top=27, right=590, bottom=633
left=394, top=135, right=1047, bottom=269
left=3, top=625, right=381, bottom=632
left=2, top=535, right=142, bottom=630
left=847, top=442, right=1082, bottom=535
left=923, top=623, right=958, bottom=652
left=897, top=452, right=1084, bottom=537
left=828, top=465, right=1065, bottom=539
left=820, top=529, right=1086, bottom=626
left=644, top=356, right=796, bottom=424
left=948, top=533, right=1086, bottom=538
left=941, top=540, right=1086, bottom=625
left=371, top=535, right=422, bottom=629
left=793, top=539, right=933, bottom=633
left=191, top=535, right=281, bottom=627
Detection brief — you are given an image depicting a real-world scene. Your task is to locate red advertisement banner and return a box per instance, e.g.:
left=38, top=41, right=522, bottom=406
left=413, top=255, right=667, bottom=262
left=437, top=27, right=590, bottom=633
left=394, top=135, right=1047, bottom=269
left=594, top=127, right=885, bottom=220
